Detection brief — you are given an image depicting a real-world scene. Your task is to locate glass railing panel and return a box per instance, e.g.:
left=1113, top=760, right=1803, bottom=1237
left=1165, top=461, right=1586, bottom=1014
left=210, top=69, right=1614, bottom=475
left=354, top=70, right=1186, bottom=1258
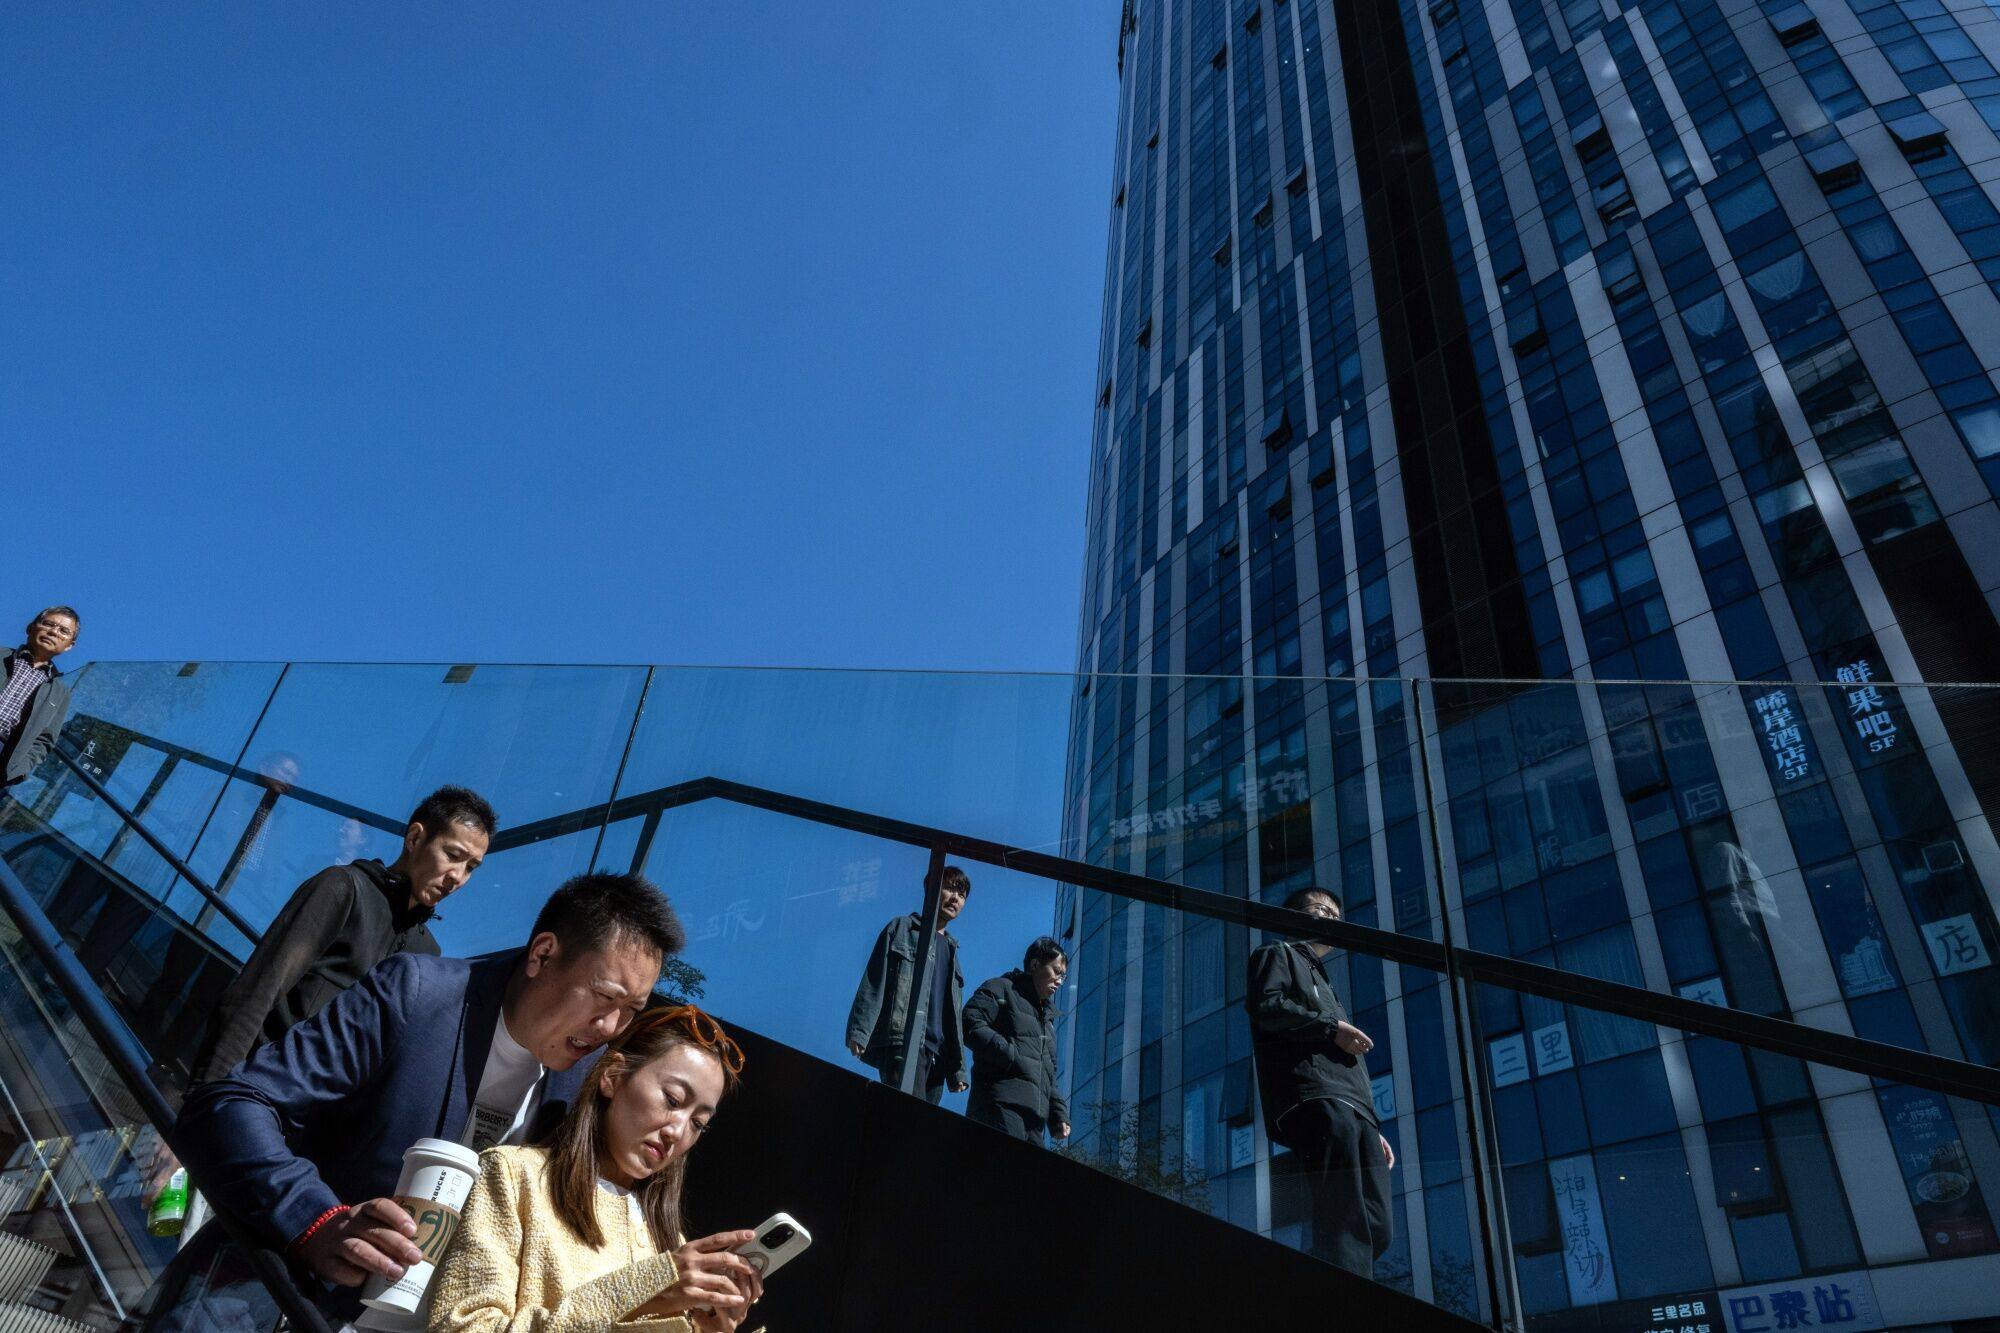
left=1421, top=678, right=2000, bottom=1076
left=170, top=662, right=650, bottom=942
left=0, top=785, right=245, bottom=1085
left=38, top=662, right=287, bottom=860
left=1029, top=671, right=1450, bottom=951
left=1468, top=975, right=2000, bottom=1333
left=1048, top=871, right=1494, bottom=1322
left=608, top=775, right=1492, bottom=1321
left=611, top=667, right=1076, bottom=853
left=0, top=938, right=176, bottom=1327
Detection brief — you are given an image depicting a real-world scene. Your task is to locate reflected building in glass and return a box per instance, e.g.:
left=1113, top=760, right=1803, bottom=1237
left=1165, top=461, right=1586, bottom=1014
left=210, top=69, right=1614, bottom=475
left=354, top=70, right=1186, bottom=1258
left=1058, top=0, right=2000, bottom=1326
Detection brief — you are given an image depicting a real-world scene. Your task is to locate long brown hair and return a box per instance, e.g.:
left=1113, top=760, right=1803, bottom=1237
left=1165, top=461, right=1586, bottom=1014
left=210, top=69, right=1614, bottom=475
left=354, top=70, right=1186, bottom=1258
left=542, top=1006, right=744, bottom=1249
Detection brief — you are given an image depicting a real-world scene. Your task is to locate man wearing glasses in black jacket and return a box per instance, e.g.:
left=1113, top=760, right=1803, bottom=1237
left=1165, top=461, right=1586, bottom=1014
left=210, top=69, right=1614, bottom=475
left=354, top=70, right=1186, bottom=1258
left=1247, top=885, right=1396, bottom=1277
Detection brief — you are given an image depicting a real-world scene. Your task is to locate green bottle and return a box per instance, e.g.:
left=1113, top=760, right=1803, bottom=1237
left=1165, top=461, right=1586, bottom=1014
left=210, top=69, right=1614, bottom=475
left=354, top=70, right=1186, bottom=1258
left=146, top=1168, right=188, bottom=1237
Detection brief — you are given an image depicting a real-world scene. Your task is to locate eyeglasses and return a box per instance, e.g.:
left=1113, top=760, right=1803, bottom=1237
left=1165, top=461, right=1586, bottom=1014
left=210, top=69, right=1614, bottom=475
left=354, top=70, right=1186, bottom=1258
left=613, top=1003, right=745, bottom=1075
left=31, top=620, right=75, bottom=641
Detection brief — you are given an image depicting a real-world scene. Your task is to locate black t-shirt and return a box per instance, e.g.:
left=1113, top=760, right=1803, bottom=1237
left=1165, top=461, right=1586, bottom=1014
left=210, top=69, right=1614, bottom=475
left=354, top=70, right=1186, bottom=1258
left=923, top=931, right=954, bottom=1053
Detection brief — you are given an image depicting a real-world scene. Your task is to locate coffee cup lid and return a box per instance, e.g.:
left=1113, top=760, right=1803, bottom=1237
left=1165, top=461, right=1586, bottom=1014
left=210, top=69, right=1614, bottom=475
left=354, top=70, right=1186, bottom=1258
left=406, top=1138, right=481, bottom=1172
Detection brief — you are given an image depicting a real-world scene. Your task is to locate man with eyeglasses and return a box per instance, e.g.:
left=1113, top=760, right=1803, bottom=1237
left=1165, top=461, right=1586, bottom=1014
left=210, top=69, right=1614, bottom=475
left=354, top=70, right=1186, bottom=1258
left=2, top=606, right=78, bottom=788
left=1247, top=885, right=1396, bottom=1278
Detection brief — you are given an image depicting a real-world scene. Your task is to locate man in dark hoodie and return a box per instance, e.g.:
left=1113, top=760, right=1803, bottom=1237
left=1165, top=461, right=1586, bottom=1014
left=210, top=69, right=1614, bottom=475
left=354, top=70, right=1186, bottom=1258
left=146, top=785, right=497, bottom=1230
left=962, top=936, right=1071, bottom=1144
left=188, top=783, right=498, bottom=1083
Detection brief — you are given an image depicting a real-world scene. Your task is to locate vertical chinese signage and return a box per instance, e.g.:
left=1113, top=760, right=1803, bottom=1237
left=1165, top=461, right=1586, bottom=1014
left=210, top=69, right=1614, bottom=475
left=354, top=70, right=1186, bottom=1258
left=1833, top=659, right=1900, bottom=757
left=1548, top=1153, right=1617, bottom=1306
left=1750, top=687, right=1812, bottom=785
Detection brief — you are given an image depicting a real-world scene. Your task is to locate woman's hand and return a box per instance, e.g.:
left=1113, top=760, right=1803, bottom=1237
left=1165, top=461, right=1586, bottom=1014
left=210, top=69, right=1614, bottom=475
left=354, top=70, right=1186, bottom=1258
left=628, top=1232, right=759, bottom=1319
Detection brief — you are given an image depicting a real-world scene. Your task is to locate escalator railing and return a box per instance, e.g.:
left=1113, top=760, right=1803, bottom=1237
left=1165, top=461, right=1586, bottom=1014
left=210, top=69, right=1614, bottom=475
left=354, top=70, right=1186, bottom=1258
left=0, top=785, right=329, bottom=1333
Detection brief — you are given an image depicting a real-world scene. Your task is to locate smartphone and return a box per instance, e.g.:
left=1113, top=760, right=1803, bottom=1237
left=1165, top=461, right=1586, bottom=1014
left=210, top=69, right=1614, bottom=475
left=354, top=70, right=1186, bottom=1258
left=735, top=1212, right=812, bottom=1281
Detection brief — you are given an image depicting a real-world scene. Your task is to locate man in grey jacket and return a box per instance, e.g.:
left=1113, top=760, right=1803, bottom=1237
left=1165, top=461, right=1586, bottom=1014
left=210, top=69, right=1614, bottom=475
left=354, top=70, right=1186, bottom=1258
left=1, top=606, right=78, bottom=786
left=963, top=936, right=1071, bottom=1143
left=845, top=865, right=971, bottom=1104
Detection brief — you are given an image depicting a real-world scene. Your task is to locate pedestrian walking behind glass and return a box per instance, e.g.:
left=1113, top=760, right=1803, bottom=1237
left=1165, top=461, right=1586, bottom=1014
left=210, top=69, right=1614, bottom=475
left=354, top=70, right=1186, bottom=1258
left=845, top=866, right=970, bottom=1104
left=1, top=606, right=77, bottom=787
left=1246, top=886, right=1396, bottom=1278
left=429, top=1005, right=765, bottom=1333
left=963, top=936, right=1070, bottom=1144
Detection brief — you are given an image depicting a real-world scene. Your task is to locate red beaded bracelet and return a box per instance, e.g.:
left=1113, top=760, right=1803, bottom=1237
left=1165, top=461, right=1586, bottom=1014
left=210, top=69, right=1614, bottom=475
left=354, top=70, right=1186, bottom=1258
left=290, top=1205, right=348, bottom=1254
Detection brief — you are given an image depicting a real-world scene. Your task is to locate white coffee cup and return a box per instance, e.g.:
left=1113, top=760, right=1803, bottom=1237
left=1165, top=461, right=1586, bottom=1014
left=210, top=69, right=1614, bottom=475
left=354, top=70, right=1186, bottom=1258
left=360, top=1138, right=482, bottom=1316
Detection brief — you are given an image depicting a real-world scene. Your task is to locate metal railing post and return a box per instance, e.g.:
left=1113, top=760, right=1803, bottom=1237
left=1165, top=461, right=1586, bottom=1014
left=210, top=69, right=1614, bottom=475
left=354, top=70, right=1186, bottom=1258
left=895, top=848, right=950, bottom=1098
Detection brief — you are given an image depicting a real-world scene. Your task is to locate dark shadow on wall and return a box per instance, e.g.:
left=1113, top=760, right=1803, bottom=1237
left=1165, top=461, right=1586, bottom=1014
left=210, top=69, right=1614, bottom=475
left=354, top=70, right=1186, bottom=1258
left=686, top=1023, right=1484, bottom=1332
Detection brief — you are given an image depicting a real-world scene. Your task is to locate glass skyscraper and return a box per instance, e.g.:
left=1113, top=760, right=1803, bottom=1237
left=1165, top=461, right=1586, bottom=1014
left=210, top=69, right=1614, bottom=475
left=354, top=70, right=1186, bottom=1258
left=1060, top=0, right=2000, bottom=1327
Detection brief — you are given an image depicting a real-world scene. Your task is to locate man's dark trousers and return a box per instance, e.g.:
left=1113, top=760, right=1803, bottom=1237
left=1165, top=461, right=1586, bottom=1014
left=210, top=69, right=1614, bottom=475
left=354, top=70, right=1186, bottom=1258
left=1276, top=1098, right=1391, bottom=1278
left=966, top=1088, right=1044, bottom=1142
left=877, top=1045, right=946, bottom=1106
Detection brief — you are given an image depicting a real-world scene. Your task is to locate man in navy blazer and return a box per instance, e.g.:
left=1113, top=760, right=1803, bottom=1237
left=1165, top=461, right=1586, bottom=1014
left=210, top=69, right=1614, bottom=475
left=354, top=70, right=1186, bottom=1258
left=172, top=870, right=685, bottom=1309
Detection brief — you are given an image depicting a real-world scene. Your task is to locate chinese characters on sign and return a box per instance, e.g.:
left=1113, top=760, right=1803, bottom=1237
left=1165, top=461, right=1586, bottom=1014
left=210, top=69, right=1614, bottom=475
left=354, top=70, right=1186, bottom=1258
left=1677, top=976, right=1728, bottom=1007
left=1642, top=1297, right=1714, bottom=1333
left=1106, top=768, right=1313, bottom=841
left=837, top=857, right=882, bottom=907
left=1548, top=1153, right=1617, bottom=1306
left=1877, top=1083, right=1996, bottom=1257
left=1834, top=661, right=1899, bottom=755
left=1108, top=797, right=1223, bottom=841
left=1753, top=689, right=1811, bottom=783
left=1370, top=1074, right=1397, bottom=1121
left=1532, top=1021, right=1575, bottom=1075
left=1921, top=913, right=1992, bottom=977
left=1489, top=1033, right=1531, bottom=1087
left=1719, top=1269, right=1882, bottom=1333
left=1182, top=1088, right=1205, bottom=1169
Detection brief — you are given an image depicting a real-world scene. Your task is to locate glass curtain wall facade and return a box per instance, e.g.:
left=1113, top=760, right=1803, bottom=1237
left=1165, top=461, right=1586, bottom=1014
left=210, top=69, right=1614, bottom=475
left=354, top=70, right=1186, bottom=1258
left=1062, top=0, right=2000, bottom=1327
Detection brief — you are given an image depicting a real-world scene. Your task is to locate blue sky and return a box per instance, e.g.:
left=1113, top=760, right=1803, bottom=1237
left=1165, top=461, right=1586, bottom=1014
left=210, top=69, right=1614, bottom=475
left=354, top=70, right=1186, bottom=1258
left=3, top=4, right=1120, bottom=673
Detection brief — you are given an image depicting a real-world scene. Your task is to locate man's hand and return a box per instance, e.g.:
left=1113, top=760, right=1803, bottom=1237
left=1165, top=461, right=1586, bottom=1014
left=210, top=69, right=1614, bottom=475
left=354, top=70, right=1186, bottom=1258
left=1380, top=1134, right=1396, bottom=1169
left=948, top=1076, right=968, bottom=1093
left=1332, top=1020, right=1374, bottom=1057
left=297, top=1199, right=422, bottom=1287
left=1051, top=1119, right=1071, bottom=1140
left=847, top=1040, right=865, bottom=1060
left=141, top=1142, right=182, bottom=1199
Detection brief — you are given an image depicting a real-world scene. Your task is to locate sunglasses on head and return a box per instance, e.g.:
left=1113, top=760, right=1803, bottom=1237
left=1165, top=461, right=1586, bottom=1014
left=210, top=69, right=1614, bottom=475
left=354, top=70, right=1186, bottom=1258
left=613, top=1003, right=745, bottom=1075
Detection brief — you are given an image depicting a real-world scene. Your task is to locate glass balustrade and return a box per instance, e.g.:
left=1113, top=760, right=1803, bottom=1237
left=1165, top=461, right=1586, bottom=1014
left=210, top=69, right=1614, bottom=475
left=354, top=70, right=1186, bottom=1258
left=0, top=662, right=1991, bottom=1332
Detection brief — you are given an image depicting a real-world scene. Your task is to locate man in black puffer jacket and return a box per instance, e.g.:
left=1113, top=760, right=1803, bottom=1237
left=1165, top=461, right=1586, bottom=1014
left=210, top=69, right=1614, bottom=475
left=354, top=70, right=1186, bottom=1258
left=962, top=936, right=1071, bottom=1144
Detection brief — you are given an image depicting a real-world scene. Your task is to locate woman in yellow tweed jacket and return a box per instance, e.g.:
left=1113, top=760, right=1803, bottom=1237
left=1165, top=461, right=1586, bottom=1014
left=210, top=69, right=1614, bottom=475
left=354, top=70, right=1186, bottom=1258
left=428, top=1006, right=764, bottom=1333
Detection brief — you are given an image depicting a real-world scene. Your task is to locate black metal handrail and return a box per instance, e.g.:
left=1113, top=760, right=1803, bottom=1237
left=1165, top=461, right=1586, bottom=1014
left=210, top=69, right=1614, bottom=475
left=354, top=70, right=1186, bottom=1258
left=50, top=743, right=264, bottom=946
left=0, top=856, right=333, bottom=1333
left=53, top=714, right=2000, bottom=1107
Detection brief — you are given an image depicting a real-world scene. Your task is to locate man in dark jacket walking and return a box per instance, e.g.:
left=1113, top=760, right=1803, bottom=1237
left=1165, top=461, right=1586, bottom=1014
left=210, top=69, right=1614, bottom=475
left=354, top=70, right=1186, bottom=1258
left=963, top=936, right=1071, bottom=1144
left=846, top=865, right=971, bottom=1104
left=1, top=606, right=78, bottom=787
left=190, top=783, right=497, bottom=1083
left=1247, top=886, right=1395, bottom=1277
left=148, top=785, right=497, bottom=1237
